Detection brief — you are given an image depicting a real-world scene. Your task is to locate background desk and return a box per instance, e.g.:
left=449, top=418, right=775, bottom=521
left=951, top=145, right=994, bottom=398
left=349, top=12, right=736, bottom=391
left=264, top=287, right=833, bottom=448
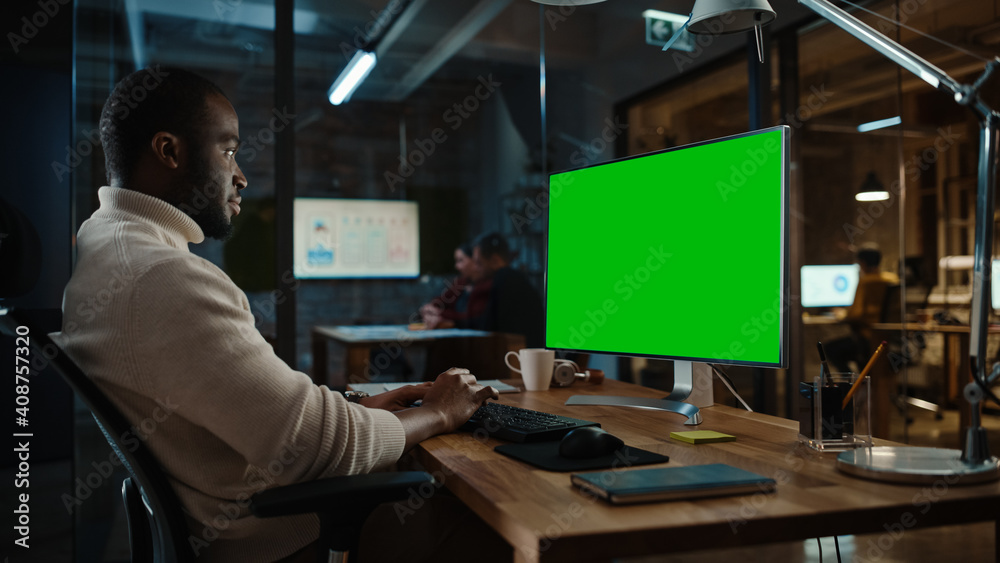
left=408, top=379, right=1000, bottom=562
left=871, top=322, right=1000, bottom=439
left=312, top=325, right=523, bottom=386
left=803, top=317, right=1000, bottom=439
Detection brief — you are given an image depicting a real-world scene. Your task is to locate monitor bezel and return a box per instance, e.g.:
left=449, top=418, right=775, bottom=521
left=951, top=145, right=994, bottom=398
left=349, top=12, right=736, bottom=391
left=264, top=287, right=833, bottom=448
left=543, top=125, right=790, bottom=369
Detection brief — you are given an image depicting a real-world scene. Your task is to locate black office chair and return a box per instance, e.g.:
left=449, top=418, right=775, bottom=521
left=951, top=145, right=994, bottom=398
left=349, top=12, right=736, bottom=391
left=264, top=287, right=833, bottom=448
left=877, top=284, right=938, bottom=420
left=0, top=199, right=433, bottom=563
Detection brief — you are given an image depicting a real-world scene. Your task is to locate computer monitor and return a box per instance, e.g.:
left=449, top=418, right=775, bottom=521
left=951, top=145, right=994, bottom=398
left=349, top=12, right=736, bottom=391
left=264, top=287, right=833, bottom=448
left=546, top=126, right=789, bottom=423
left=800, top=264, right=860, bottom=308
left=293, top=198, right=419, bottom=279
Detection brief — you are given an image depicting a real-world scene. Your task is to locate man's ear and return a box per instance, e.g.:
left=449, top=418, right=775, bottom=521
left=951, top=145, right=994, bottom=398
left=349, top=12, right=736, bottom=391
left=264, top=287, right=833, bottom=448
left=150, top=131, right=182, bottom=170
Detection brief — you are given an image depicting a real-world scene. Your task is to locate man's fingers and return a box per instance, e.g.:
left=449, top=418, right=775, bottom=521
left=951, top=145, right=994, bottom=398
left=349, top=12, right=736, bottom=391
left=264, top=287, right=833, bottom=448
left=443, top=367, right=472, bottom=377
left=476, top=385, right=499, bottom=402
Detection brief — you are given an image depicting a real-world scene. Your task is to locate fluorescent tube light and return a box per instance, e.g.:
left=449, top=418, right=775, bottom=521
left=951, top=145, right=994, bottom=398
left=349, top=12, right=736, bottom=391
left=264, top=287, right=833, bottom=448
left=328, top=51, right=377, bottom=106
left=855, top=190, right=890, bottom=201
left=642, top=9, right=691, bottom=23
left=857, top=116, right=902, bottom=133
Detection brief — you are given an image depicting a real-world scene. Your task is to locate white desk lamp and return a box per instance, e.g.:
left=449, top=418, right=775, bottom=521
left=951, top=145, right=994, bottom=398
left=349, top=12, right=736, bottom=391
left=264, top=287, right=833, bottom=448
left=683, top=0, right=1000, bottom=483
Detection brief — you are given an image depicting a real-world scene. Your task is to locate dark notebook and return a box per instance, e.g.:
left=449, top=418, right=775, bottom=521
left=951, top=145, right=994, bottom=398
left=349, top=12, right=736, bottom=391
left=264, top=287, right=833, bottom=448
left=571, top=463, right=776, bottom=504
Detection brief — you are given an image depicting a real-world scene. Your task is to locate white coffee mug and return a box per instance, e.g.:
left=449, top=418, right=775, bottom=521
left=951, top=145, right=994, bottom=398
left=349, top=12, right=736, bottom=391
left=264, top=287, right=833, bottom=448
left=504, top=348, right=555, bottom=391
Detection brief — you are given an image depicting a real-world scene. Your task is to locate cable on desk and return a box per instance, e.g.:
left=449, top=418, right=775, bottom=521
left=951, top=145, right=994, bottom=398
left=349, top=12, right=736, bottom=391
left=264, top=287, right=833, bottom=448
left=816, top=537, right=823, bottom=562
left=834, top=535, right=842, bottom=562
left=711, top=364, right=753, bottom=412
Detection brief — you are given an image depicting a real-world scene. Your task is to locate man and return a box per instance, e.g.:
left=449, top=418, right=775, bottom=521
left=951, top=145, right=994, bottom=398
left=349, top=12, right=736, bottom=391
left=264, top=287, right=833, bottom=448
left=56, top=67, right=498, bottom=562
left=826, top=243, right=900, bottom=373
left=468, top=232, right=544, bottom=348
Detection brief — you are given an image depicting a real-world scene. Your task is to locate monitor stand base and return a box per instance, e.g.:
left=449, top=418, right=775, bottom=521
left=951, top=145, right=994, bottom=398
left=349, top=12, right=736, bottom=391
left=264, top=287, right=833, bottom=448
left=564, top=360, right=712, bottom=426
left=565, top=395, right=702, bottom=425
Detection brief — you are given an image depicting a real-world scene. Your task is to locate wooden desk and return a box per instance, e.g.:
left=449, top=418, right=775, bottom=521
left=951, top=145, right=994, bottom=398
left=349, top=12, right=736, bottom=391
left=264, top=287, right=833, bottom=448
left=312, top=325, right=522, bottom=387
left=409, top=379, right=1000, bottom=563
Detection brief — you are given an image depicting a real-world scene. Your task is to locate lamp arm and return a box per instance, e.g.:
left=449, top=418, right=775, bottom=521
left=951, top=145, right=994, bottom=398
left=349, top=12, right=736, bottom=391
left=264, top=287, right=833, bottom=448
left=796, top=0, right=963, bottom=97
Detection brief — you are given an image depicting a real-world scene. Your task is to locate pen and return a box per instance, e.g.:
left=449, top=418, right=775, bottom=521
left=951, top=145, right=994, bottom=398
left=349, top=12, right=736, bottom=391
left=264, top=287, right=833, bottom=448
left=841, top=340, right=887, bottom=409
left=816, top=342, right=831, bottom=384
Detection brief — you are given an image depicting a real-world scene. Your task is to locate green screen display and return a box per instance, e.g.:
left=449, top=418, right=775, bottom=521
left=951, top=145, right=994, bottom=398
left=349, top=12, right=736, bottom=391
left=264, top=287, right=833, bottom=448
left=545, top=126, right=788, bottom=367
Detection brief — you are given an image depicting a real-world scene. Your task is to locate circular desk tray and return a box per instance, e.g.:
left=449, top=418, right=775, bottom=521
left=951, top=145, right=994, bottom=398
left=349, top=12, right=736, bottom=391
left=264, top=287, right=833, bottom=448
left=837, top=446, right=1000, bottom=485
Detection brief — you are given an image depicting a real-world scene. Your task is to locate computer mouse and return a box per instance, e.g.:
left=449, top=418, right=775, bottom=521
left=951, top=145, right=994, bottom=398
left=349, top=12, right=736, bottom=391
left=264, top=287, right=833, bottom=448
left=558, top=427, right=625, bottom=459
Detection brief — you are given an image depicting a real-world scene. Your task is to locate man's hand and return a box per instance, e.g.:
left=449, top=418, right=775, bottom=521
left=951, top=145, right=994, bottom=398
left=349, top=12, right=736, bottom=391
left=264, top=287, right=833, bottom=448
left=421, top=368, right=499, bottom=429
left=394, top=367, right=498, bottom=451
left=360, top=382, right=431, bottom=412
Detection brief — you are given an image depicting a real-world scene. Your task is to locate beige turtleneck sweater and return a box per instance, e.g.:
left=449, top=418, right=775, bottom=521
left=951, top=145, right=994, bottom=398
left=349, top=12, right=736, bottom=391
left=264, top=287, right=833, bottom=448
left=55, top=186, right=406, bottom=561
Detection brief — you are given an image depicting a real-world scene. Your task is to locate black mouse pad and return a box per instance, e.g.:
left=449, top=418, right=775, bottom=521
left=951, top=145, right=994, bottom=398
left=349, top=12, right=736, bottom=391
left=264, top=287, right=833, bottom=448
left=494, top=442, right=669, bottom=472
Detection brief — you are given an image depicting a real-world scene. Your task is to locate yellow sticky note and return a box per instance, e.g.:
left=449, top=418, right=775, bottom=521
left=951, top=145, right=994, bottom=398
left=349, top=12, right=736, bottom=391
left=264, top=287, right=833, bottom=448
left=670, top=431, right=737, bottom=444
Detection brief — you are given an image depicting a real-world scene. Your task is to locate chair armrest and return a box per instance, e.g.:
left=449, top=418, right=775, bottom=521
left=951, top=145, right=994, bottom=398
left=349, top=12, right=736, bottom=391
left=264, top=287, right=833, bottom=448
left=250, top=471, right=434, bottom=519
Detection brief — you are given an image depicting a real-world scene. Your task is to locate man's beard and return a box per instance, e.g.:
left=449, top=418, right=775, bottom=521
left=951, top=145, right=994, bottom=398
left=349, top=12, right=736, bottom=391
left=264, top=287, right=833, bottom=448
left=178, top=156, right=233, bottom=241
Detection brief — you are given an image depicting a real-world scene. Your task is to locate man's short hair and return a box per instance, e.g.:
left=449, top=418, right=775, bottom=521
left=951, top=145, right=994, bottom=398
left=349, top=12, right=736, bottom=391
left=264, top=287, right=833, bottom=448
left=458, top=241, right=474, bottom=258
left=474, top=232, right=511, bottom=262
left=99, top=66, right=228, bottom=187
left=856, top=243, right=882, bottom=268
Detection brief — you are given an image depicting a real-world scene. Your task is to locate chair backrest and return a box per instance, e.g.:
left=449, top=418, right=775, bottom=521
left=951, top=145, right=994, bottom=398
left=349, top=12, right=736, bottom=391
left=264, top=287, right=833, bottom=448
left=1, top=199, right=193, bottom=563
left=1, top=311, right=196, bottom=562
left=880, top=284, right=903, bottom=323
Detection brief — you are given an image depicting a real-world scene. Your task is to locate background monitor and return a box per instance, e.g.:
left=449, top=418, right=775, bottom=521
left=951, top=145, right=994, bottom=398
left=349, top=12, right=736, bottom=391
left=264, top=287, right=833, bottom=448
left=800, top=264, right=860, bottom=308
left=545, top=126, right=789, bottom=372
left=993, top=259, right=1000, bottom=310
left=293, top=198, right=419, bottom=279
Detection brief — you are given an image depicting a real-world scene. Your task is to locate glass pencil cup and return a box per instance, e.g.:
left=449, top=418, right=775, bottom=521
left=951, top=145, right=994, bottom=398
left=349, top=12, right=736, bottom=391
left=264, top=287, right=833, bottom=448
left=797, top=372, right=872, bottom=452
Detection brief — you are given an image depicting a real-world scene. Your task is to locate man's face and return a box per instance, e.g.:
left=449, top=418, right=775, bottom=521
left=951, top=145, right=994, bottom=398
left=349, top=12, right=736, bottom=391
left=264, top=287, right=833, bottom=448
left=174, top=93, right=247, bottom=240
left=471, top=246, right=495, bottom=282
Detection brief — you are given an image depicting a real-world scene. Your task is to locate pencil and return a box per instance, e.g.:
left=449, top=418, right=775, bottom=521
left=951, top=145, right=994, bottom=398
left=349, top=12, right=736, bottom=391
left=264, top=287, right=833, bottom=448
left=816, top=342, right=832, bottom=385
left=842, top=340, right=887, bottom=409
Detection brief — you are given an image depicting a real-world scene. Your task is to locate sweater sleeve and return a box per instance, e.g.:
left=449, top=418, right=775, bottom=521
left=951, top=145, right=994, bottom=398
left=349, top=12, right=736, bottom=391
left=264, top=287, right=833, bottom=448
left=129, top=257, right=405, bottom=483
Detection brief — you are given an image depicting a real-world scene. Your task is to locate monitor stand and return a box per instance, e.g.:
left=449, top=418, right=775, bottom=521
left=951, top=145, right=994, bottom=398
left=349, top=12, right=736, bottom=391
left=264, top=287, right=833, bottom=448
left=565, top=360, right=713, bottom=425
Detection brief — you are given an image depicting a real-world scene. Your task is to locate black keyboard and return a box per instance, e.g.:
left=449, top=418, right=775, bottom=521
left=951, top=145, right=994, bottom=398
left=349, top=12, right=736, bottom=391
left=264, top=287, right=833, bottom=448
left=461, top=401, right=600, bottom=443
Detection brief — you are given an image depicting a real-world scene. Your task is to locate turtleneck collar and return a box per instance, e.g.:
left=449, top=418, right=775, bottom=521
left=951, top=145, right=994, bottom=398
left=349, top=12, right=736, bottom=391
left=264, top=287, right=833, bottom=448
left=94, top=186, right=206, bottom=247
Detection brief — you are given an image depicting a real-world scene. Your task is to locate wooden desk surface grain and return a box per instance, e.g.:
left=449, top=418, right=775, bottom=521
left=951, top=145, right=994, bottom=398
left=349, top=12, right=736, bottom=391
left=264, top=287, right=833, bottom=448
left=408, top=379, right=1000, bottom=563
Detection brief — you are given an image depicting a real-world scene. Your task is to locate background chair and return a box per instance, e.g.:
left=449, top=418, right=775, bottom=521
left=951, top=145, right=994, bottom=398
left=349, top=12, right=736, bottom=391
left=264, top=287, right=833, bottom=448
left=0, top=198, right=433, bottom=563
